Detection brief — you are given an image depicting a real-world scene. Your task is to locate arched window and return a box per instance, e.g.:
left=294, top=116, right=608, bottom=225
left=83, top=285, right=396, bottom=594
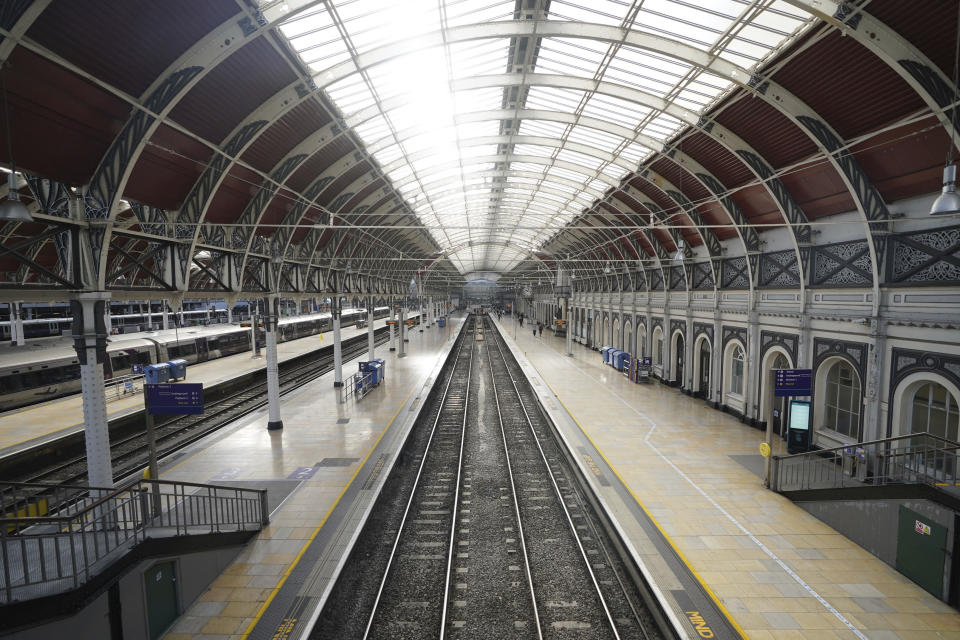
left=730, top=345, right=745, bottom=395
left=654, top=328, right=664, bottom=365
left=823, top=361, right=861, bottom=438
left=910, top=382, right=960, bottom=442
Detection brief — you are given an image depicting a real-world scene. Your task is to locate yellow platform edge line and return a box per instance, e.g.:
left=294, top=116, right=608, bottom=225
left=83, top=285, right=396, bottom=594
left=239, top=384, right=417, bottom=639
left=537, top=364, right=750, bottom=640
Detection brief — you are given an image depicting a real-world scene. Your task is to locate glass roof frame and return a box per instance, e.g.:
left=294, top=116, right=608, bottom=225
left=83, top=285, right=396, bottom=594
left=267, top=0, right=814, bottom=274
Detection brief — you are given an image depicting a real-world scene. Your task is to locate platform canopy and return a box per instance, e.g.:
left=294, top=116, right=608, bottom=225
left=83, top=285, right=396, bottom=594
left=0, top=1, right=956, bottom=296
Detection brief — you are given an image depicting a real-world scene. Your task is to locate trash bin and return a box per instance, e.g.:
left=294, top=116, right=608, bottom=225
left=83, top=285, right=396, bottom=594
left=437, top=317, right=446, bottom=327
left=601, top=346, right=613, bottom=364
left=144, top=363, right=171, bottom=384
left=166, top=359, right=188, bottom=381
left=614, top=351, right=630, bottom=371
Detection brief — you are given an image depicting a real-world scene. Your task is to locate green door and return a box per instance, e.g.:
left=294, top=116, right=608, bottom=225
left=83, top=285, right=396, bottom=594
left=144, top=561, right=178, bottom=640
left=896, top=506, right=947, bottom=599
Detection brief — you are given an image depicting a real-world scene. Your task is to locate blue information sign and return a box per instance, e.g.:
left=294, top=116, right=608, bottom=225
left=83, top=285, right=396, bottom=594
left=131, top=363, right=144, bottom=374
left=640, top=356, right=652, bottom=367
left=774, top=368, right=812, bottom=397
left=146, top=383, right=205, bottom=415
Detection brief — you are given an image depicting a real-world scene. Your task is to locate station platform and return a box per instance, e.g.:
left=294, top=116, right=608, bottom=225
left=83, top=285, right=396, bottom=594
left=492, top=316, right=960, bottom=640
left=0, top=319, right=384, bottom=457
left=156, top=314, right=464, bottom=640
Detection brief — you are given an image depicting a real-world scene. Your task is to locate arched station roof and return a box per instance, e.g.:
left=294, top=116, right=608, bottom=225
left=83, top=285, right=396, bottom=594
left=0, top=0, right=956, bottom=298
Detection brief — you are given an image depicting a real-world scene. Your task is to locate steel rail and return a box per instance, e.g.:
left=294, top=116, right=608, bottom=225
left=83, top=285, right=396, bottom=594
left=481, top=329, right=544, bottom=640
left=362, top=318, right=473, bottom=640
left=487, top=321, right=623, bottom=640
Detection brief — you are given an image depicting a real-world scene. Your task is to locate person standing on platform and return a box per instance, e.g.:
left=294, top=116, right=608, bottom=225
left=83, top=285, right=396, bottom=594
left=538, top=322, right=543, bottom=337
left=532, top=325, right=537, bottom=338
left=519, top=314, right=524, bottom=327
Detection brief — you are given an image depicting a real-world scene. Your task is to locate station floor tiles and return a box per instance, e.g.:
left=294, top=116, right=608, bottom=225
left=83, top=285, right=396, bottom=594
left=494, top=317, right=960, bottom=640
left=159, top=316, right=462, bottom=640
left=0, top=321, right=381, bottom=456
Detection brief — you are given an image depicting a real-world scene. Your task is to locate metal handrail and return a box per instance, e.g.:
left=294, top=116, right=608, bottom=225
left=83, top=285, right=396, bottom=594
left=771, top=432, right=960, bottom=493
left=772, top=432, right=960, bottom=461
left=0, top=478, right=268, bottom=603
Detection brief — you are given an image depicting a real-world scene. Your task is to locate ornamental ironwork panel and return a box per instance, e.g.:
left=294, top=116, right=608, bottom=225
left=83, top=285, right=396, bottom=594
left=649, top=269, right=664, bottom=291
left=813, top=337, right=868, bottom=384
left=651, top=316, right=663, bottom=334
left=760, top=330, right=798, bottom=364
left=693, top=322, right=714, bottom=344
left=669, top=265, right=686, bottom=290
left=759, top=250, right=802, bottom=288
left=887, top=225, right=960, bottom=285
left=692, top=260, right=714, bottom=290
left=890, top=348, right=960, bottom=392
left=670, top=318, right=686, bottom=337
left=722, top=325, right=747, bottom=350
left=721, top=256, right=749, bottom=289
left=810, top=241, right=873, bottom=287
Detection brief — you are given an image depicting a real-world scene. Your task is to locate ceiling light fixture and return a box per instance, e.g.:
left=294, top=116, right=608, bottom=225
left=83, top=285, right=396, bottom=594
left=604, top=261, right=611, bottom=274
left=674, top=238, right=685, bottom=262
left=931, top=2, right=960, bottom=215
left=0, top=62, right=31, bottom=222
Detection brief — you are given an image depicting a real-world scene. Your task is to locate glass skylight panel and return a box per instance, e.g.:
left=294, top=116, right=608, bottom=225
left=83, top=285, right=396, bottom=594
left=326, top=74, right=376, bottom=116
left=519, top=120, right=567, bottom=139
left=524, top=87, right=585, bottom=113
left=547, top=0, right=630, bottom=26
left=565, top=124, right=623, bottom=151
left=513, top=143, right=555, bottom=158
left=580, top=94, right=650, bottom=129
left=453, top=88, right=503, bottom=112
left=334, top=0, right=441, bottom=56
left=373, top=143, right=405, bottom=166
left=536, top=38, right=607, bottom=79
left=449, top=40, right=510, bottom=78
left=555, top=148, right=602, bottom=170
left=640, top=112, right=685, bottom=141
left=443, top=0, right=513, bottom=27
left=548, top=165, right=592, bottom=182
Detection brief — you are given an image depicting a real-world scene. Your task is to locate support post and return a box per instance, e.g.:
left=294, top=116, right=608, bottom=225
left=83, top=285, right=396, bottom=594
left=71, top=292, right=114, bottom=490
left=333, top=298, right=344, bottom=386
left=162, top=304, right=169, bottom=330
left=10, top=302, right=24, bottom=346
left=367, top=295, right=376, bottom=360
left=566, top=301, right=573, bottom=356
left=265, top=294, right=283, bottom=430
left=398, top=303, right=407, bottom=358
left=389, top=302, right=396, bottom=351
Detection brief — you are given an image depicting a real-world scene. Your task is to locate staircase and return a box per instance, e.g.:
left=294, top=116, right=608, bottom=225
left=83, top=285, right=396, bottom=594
left=0, top=478, right=268, bottom=604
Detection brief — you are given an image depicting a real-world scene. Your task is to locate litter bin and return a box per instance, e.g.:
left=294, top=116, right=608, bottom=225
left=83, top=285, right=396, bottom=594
left=437, top=317, right=446, bottom=327
left=601, top=346, right=613, bottom=364
left=144, top=363, right=171, bottom=384
left=166, top=359, right=188, bottom=381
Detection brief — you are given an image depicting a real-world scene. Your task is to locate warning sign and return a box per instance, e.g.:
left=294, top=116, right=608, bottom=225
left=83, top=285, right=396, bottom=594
left=915, top=520, right=932, bottom=535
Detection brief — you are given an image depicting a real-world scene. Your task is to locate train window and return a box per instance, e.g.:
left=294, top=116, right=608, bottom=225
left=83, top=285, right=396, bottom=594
left=67, top=364, right=80, bottom=380
left=0, top=375, right=21, bottom=392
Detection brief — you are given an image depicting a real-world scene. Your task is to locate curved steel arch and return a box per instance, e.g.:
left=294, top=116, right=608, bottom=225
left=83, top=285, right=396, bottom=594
left=12, top=2, right=948, bottom=295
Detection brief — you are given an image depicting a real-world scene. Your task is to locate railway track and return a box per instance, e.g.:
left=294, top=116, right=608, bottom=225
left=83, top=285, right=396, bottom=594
left=313, top=316, right=671, bottom=639
left=0, top=326, right=394, bottom=510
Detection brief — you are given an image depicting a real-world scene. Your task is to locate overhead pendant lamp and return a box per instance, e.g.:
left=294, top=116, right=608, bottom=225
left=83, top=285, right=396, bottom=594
left=674, top=238, right=685, bottom=262
left=604, top=261, right=611, bottom=274
left=0, top=62, right=31, bottom=222
left=931, top=2, right=960, bottom=215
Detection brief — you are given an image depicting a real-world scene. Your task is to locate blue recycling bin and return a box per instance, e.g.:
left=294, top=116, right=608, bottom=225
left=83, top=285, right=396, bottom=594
left=359, top=361, right=384, bottom=386
left=373, top=358, right=386, bottom=383
left=166, top=359, right=188, bottom=381
left=437, top=317, right=446, bottom=327
left=601, top=346, right=613, bottom=363
left=610, top=349, right=623, bottom=369
left=144, top=362, right=171, bottom=384
left=612, top=351, right=627, bottom=371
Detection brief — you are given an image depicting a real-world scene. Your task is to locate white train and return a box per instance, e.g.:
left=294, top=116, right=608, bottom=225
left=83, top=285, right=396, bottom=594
left=0, top=307, right=388, bottom=412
